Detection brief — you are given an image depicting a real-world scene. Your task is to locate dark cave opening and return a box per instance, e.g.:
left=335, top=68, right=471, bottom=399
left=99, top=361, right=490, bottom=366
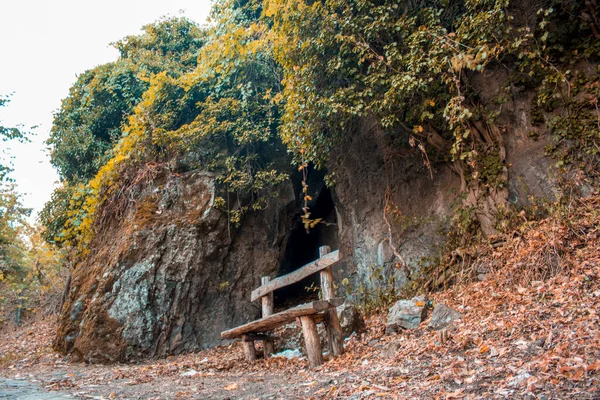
left=274, top=172, right=339, bottom=310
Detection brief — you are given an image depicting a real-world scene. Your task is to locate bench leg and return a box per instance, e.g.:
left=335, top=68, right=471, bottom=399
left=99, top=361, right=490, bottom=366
left=325, top=309, right=345, bottom=356
left=299, top=315, right=323, bottom=367
left=264, top=339, right=275, bottom=358
left=241, top=335, right=256, bottom=362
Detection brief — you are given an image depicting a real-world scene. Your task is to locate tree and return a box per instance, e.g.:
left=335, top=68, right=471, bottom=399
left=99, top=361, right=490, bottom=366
left=47, top=17, right=206, bottom=184
left=0, top=94, right=28, bottom=183
left=42, top=17, right=207, bottom=246
left=0, top=185, right=31, bottom=283
left=0, top=94, right=32, bottom=285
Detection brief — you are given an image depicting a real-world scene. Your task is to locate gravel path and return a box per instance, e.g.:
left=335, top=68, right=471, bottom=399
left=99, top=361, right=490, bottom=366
left=0, top=378, right=74, bottom=399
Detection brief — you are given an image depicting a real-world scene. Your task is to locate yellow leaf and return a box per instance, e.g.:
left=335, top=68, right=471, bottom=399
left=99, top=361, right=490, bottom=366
left=264, top=0, right=279, bottom=17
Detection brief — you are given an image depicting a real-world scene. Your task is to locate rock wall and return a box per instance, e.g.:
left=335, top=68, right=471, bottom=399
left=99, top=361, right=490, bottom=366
left=55, top=169, right=296, bottom=362
left=329, top=69, right=559, bottom=299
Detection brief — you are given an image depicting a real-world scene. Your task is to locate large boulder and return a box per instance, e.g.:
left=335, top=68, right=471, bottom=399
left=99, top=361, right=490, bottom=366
left=386, top=295, right=428, bottom=333
left=55, top=169, right=296, bottom=362
left=336, top=302, right=366, bottom=337
left=427, top=303, right=462, bottom=331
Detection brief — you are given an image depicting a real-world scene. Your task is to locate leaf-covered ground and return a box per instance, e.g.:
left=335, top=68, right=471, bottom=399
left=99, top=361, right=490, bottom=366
left=1, top=197, right=599, bottom=399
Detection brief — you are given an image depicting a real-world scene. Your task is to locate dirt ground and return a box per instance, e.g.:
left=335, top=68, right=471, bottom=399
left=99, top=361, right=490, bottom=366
left=1, top=198, right=599, bottom=399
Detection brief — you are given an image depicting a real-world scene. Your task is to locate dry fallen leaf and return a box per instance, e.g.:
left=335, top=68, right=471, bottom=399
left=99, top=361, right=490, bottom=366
left=586, top=363, right=600, bottom=372
left=224, top=383, right=239, bottom=391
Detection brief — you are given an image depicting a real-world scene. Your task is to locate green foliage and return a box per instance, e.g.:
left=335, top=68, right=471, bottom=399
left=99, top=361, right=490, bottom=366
left=47, top=64, right=144, bottom=183
left=266, top=0, right=515, bottom=165
left=46, top=3, right=290, bottom=250
left=0, top=98, right=33, bottom=289
left=536, top=69, right=600, bottom=176
left=265, top=0, right=599, bottom=167
left=43, top=0, right=600, bottom=256
left=0, top=222, right=66, bottom=326
left=47, top=17, right=206, bottom=184
left=38, top=184, right=80, bottom=247
left=43, top=17, right=207, bottom=248
left=0, top=186, right=31, bottom=282
left=0, top=95, right=29, bottom=183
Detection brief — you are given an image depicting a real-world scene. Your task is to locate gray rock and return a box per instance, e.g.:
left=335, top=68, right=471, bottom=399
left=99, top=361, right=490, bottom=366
left=336, top=302, right=366, bottom=337
left=55, top=170, right=298, bottom=362
left=277, top=323, right=302, bottom=351
left=427, top=303, right=462, bottom=331
left=386, top=295, right=428, bottom=333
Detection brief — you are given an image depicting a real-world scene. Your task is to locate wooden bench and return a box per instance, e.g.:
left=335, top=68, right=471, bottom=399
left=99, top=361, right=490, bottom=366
left=221, top=246, right=344, bottom=367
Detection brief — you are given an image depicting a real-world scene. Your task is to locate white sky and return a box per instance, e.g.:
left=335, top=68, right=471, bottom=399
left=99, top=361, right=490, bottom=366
left=0, top=0, right=213, bottom=221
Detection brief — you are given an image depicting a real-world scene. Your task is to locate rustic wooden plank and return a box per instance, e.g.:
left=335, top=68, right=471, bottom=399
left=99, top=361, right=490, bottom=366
left=324, top=310, right=344, bottom=356
left=319, top=246, right=345, bottom=357
left=221, top=298, right=343, bottom=339
left=319, top=245, right=332, bottom=259
left=250, top=250, right=341, bottom=301
left=300, top=315, right=323, bottom=367
left=261, top=276, right=275, bottom=358
left=241, top=335, right=256, bottom=362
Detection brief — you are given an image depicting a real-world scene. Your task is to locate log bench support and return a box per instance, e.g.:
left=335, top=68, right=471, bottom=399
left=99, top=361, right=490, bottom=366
left=319, top=246, right=345, bottom=357
left=299, top=315, right=322, bottom=367
left=241, top=334, right=256, bottom=361
left=261, top=276, right=275, bottom=358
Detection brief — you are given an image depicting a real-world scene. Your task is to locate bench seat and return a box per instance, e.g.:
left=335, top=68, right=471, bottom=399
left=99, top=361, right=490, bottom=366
left=221, top=298, right=343, bottom=340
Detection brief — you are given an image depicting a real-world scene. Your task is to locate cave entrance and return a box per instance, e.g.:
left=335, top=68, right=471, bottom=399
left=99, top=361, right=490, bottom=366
left=274, top=172, right=339, bottom=310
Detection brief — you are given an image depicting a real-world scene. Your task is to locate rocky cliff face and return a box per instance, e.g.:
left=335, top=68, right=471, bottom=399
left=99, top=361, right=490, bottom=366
left=55, top=169, right=296, bottom=362
left=329, top=70, right=559, bottom=300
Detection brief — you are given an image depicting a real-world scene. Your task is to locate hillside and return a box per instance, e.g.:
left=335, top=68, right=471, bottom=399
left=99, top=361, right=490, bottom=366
left=1, top=0, right=599, bottom=398
left=34, top=0, right=599, bottom=363
left=1, top=196, right=598, bottom=398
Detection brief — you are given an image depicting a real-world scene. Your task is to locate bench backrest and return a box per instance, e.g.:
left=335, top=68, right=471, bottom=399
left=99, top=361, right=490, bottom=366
left=250, top=246, right=341, bottom=302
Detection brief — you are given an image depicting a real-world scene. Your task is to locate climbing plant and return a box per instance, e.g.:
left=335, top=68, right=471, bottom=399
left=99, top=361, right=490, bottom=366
left=47, top=17, right=206, bottom=184
left=265, top=0, right=600, bottom=237
left=48, top=1, right=289, bottom=251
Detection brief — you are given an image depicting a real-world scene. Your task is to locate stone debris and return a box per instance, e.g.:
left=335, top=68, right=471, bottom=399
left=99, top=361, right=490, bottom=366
left=272, top=349, right=303, bottom=359
left=386, top=295, right=428, bottom=333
